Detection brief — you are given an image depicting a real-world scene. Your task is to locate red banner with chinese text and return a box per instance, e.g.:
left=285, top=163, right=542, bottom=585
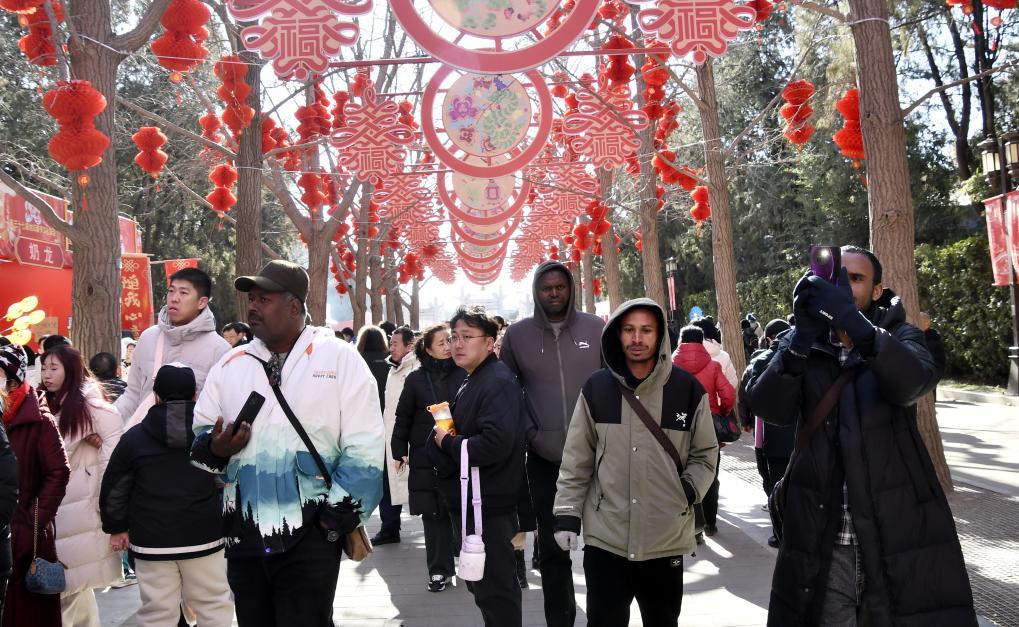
left=985, top=191, right=1019, bottom=286
left=121, top=254, right=153, bottom=338
left=163, top=259, right=199, bottom=287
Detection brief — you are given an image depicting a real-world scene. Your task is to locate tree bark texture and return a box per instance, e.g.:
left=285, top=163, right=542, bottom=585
left=305, top=229, right=330, bottom=325
left=352, top=190, right=371, bottom=329
left=597, top=170, right=624, bottom=311
left=63, top=0, right=166, bottom=358
left=369, top=238, right=383, bottom=323
left=695, top=59, right=745, bottom=378
left=582, top=251, right=596, bottom=313
left=571, top=262, right=582, bottom=312
left=410, top=277, right=420, bottom=329
left=847, top=0, right=952, bottom=492
left=384, top=248, right=398, bottom=324
left=233, top=52, right=264, bottom=320
left=636, top=124, right=667, bottom=311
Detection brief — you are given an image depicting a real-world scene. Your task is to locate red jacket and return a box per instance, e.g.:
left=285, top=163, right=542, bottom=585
left=3, top=389, right=69, bottom=627
left=672, top=343, right=736, bottom=416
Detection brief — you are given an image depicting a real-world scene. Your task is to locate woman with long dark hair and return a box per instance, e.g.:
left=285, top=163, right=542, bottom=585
left=0, top=343, right=69, bottom=627
left=40, top=345, right=122, bottom=627
left=391, top=324, right=467, bottom=592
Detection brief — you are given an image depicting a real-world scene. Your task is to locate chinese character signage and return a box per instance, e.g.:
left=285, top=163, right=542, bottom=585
left=631, top=0, right=756, bottom=64
left=121, top=254, right=154, bottom=337
left=1, top=181, right=68, bottom=268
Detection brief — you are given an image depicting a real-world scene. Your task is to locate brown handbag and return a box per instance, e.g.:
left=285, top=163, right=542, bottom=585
left=342, top=525, right=373, bottom=561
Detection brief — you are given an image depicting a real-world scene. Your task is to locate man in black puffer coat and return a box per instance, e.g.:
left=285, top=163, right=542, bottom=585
left=747, top=246, right=975, bottom=627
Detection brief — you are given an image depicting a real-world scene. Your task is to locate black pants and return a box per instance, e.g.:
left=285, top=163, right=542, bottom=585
left=227, top=528, right=342, bottom=627
left=755, top=448, right=790, bottom=497
left=527, top=454, right=576, bottom=627
left=447, top=502, right=522, bottom=627
left=695, top=450, right=722, bottom=527
left=583, top=546, right=684, bottom=627
left=378, top=465, right=402, bottom=536
left=0, top=575, right=6, bottom=621
left=422, top=497, right=456, bottom=578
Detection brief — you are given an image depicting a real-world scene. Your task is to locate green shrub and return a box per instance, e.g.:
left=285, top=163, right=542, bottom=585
left=679, top=236, right=1012, bottom=385
left=916, top=235, right=1012, bottom=384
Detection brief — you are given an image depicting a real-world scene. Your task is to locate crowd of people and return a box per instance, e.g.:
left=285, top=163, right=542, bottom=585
left=0, top=245, right=977, bottom=627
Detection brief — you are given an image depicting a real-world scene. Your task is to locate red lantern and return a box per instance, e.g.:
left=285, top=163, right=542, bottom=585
left=747, top=0, right=774, bottom=23
left=833, top=88, right=865, bottom=166
left=43, top=80, right=110, bottom=173
left=132, top=126, right=169, bottom=178
left=15, top=1, right=63, bottom=66
left=150, top=0, right=210, bottom=74
left=206, top=163, right=237, bottom=218
left=690, top=185, right=711, bottom=223
left=214, top=55, right=254, bottom=138
left=780, top=79, right=815, bottom=149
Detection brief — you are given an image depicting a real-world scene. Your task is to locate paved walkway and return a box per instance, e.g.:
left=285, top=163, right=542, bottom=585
left=97, top=399, right=1015, bottom=626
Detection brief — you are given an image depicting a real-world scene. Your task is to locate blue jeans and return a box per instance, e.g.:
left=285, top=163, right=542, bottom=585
left=820, top=544, right=869, bottom=627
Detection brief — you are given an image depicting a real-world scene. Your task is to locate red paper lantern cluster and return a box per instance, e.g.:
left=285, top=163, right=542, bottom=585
left=132, top=126, right=168, bottom=179
left=634, top=230, right=643, bottom=252
left=43, top=80, right=110, bottom=173
left=331, top=91, right=351, bottom=129
left=214, top=55, right=254, bottom=138
left=298, top=170, right=325, bottom=212
left=15, top=1, right=62, bottom=66
left=397, top=252, right=424, bottom=284
left=690, top=185, right=711, bottom=223
left=780, top=79, right=815, bottom=149
left=551, top=70, right=569, bottom=98
left=641, top=47, right=670, bottom=122
left=597, top=0, right=626, bottom=24
left=833, top=87, right=865, bottom=167
left=601, top=35, right=636, bottom=90
left=655, top=101, right=681, bottom=148
left=366, top=203, right=380, bottom=238
left=150, top=0, right=210, bottom=77
left=747, top=0, right=775, bottom=23
left=585, top=200, right=612, bottom=256
left=593, top=277, right=603, bottom=297
left=350, top=69, right=371, bottom=98
left=652, top=150, right=697, bottom=190
left=947, top=0, right=1016, bottom=12
left=197, top=112, right=224, bottom=164
left=0, top=0, right=42, bottom=11
left=206, top=163, right=237, bottom=218
left=397, top=100, right=419, bottom=130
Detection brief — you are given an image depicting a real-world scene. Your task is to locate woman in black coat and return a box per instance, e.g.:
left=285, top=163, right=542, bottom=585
left=391, top=324, right=466, bottom=592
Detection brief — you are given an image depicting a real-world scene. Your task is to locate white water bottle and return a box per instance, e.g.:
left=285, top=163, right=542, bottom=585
left=458, top=440, right=486, bottom=582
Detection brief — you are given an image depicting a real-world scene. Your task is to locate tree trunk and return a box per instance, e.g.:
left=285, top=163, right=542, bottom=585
left=695, top=59, right=745, bottom=377
left=636, top=125, right=667, bottom=311
left=352, top=192, right=370, bottom=329
left=598, top=170, right=624, bottom=311
left=571, top=262, right=582, bottom=311
left=410, top=277, right=420, bottom=329
left=233, top=52, right=264, bottom=320
left=369, top=239, right=383, bottom=323
left=582, top=251, right=595, bottom=313
left=65, top=2, right=122, bottom=359
left=305, top=230, right=330, bottom=325
left=384, top=249, right=398, bottom=323
left=847, top=0, right=952, bottom=492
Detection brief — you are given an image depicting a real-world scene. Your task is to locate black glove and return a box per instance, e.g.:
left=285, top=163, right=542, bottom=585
left=788, top=272, right=827, bottom=356
left=804, top=268, right=875, bottom=346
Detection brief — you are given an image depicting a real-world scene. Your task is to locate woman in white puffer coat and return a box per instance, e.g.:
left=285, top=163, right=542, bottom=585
left=40, top=345, right=123, bottom=627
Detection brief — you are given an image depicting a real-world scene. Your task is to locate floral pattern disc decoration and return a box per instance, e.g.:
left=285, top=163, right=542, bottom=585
left=443, top=73, right=532, bottom=158
left=427, top=0, right=556, bottom=37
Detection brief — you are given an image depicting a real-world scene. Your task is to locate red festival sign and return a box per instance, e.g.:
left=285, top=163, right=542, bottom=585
left=163, top=258, right=200, bottom=287
left=121, top=253, right=154, bottom=338
left=984, top=191, right=1019, bottom=286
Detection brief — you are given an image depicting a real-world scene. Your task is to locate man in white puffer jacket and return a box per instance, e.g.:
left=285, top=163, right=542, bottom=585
left=115, top=268, right=230, bottom=426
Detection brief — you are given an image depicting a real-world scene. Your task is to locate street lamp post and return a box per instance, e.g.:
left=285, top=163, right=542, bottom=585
left=979, top=132, right=1019, bottom=396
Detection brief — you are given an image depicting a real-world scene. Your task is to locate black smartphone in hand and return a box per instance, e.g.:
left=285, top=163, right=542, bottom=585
left=232, top=391, right=266, bottom=435
left=810, top=246, right=841, bottom=284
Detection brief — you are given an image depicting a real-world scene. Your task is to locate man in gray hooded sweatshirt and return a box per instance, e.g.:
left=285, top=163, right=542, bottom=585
left=498, top=261, right=604, bottom=627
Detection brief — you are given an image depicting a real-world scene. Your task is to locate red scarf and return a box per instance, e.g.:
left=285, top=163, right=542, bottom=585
left=2, top=381, right=30, bottom=425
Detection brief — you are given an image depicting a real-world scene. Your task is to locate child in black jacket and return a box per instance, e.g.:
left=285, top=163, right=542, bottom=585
left=100, top=364, right=232, bottom=627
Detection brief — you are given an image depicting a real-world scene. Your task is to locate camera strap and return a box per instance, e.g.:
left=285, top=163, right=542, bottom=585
left=459, top=440, right=482, bottom=540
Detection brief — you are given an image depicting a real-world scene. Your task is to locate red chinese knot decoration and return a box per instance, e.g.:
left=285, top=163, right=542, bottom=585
left=227, top=0, right=372, bottom=81
left=562, top=86, right=650, bottom=170
left=330, top=82, right=415, bottom=184
left=632, top=0, right=756, bottom=63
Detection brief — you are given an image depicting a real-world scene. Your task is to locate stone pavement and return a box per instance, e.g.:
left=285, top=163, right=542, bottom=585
left=97, top=398, right=1015, bottom=626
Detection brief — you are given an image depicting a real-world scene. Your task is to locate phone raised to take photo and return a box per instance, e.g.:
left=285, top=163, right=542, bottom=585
left=232, top=391, right=266, bottom=435
left=809, top=245, right=841, bottom=285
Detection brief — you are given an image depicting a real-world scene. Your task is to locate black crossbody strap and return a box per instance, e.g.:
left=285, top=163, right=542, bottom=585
left=619, top=384, right=684, bottom=473
left=249, top=355, right=333, bottom=490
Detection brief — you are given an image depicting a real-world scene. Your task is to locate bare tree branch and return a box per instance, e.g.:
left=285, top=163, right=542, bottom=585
left=116, top=95, right=237, bottom=158
left=791, top=0, right=847, bottom=22
left=111, top=0, right=175, bottom=52
left=903, top=60, right=1019, bottom=116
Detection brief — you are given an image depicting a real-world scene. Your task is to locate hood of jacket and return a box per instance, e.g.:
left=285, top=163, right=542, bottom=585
left=531, top=261, right=578, bottom=328
left=868, top=288, right=906, bottom=331
left=674, top=343, right=712, bottom=375
left=142, top=400, right=195, bottom=449
left=387, top=351, right=418, bottom=376
left=157, top=306, right=218, bottom=347
left=601, top=298, right=672, bottom=392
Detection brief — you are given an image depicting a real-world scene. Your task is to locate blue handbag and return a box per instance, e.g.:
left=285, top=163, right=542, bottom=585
left=24, top=501, right=66, bottom=595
